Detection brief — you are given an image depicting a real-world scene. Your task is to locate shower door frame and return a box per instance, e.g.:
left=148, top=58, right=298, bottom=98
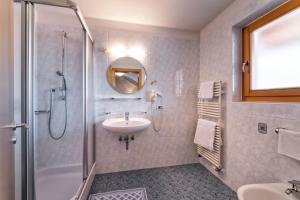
left=20, top=0, right=95, bottom=199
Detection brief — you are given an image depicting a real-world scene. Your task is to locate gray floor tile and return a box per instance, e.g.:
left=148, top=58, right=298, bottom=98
left=89, top=164, right=237, bottom=200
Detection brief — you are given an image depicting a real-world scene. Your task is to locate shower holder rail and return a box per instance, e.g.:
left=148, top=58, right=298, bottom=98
left=96, top=97, right=142, bottom=101
left=34, top=110, right=50, bottom=115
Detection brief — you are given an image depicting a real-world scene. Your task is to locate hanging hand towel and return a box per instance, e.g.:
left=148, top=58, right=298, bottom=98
left=198, top=81, right=214, bottom=99
left=278, top=129, right=300, bottom=161
left=194, top=119, right=216, bottom=151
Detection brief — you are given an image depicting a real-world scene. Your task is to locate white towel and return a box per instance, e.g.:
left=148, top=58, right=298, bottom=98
left=198, top=81, right=214, bottom=99
left=194, top=119, right=216, bottom=151
left=278, top=129, right=300, bottom=161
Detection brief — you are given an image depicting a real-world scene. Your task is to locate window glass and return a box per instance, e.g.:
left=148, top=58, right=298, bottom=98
left=251, top=7, right=300, bottom=90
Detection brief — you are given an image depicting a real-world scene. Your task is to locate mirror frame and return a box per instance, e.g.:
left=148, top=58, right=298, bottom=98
left=106, top=57, right=147, bottom=94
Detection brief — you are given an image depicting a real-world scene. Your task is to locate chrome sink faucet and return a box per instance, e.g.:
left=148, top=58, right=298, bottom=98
left=125, top=112, right=129, bottom=121
left=285, top=180, right=300, bottom=195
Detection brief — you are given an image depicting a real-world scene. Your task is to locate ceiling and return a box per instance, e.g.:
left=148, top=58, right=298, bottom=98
left=73, top=0, right=234, bottom=31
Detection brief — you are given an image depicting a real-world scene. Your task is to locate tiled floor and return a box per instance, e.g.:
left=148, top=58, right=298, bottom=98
left=89, top=164, right=237, bottom=200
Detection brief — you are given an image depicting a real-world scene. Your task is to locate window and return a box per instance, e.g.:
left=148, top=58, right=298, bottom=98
left=242, top=0, right=300, bottom=102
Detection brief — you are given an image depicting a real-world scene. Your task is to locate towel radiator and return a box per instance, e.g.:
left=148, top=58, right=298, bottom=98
left=197, top=81, right=223, bottom=171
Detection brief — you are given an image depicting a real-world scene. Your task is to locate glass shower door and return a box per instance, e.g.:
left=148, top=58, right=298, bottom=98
left=32, top=4, right=84, bottom=200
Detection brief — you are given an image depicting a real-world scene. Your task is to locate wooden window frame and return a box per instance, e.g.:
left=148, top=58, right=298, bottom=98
left=242, top=0, right=300, bottom=102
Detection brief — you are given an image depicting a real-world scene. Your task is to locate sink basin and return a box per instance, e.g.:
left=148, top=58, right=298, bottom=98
left=102, top=117, right=151, bottom=134
left=238, top=183, right=300, bottom=200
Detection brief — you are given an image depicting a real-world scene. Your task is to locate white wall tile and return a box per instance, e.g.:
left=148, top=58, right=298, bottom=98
left=34, top=24, right=84, bottom=171
left=90, top=20, right=200, bottom=174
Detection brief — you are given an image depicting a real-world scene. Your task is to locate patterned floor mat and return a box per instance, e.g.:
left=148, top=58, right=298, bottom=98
left=89, top=188, right=148, bottom=200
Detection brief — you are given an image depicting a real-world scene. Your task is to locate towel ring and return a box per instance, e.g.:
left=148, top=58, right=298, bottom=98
left=275, top=127, right=287, bottom=134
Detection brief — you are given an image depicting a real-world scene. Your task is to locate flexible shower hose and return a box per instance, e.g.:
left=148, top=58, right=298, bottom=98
left=48, top=85, right=67, bottom=140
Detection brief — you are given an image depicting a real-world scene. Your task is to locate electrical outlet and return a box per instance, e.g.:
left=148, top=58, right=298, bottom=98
left=258, top=123, right=267, bottom=134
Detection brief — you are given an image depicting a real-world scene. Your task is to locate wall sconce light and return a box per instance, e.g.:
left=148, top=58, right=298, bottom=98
left=104, top=44, right=146, bottom=60
left=106, top=44, right=127, bottom=58
left=128, top=47, right=146, bottom=60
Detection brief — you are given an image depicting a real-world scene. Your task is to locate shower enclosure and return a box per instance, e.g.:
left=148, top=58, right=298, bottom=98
left=19, top=1, right=95, bottom=199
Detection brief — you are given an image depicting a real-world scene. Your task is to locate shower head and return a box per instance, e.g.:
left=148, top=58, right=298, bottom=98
left=56, top=70, right=67, bottom=91
left=56, top=71, right=64, bottom=77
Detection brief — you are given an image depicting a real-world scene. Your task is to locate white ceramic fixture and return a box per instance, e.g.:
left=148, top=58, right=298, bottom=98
left=237, top=183, right=300, bottom=200
left=102, top=117, right=151, bottom=134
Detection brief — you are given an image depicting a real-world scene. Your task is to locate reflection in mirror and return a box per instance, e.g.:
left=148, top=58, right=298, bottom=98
left=107, top=57, right=147, bottom=94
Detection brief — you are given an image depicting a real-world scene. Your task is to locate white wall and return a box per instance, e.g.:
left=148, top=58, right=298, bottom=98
left=88, top=18, right=200, bottom=174
left=199, top=0, right=300, bottom=190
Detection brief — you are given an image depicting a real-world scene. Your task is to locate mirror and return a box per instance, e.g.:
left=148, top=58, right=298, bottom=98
left=107, top=57, right=147, bottom=94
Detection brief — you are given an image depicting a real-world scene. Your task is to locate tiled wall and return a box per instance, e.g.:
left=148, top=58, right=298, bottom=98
left=34, top=23, right=84, bottom=170
left=199, top=0, right=300, bottom=190
left=88, top=19, right=200, bottom=174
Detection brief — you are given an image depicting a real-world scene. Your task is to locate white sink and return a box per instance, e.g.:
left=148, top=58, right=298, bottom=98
left=102, top=117, right=151, bottom=134
left=238, top=183, right=300, bottom=200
